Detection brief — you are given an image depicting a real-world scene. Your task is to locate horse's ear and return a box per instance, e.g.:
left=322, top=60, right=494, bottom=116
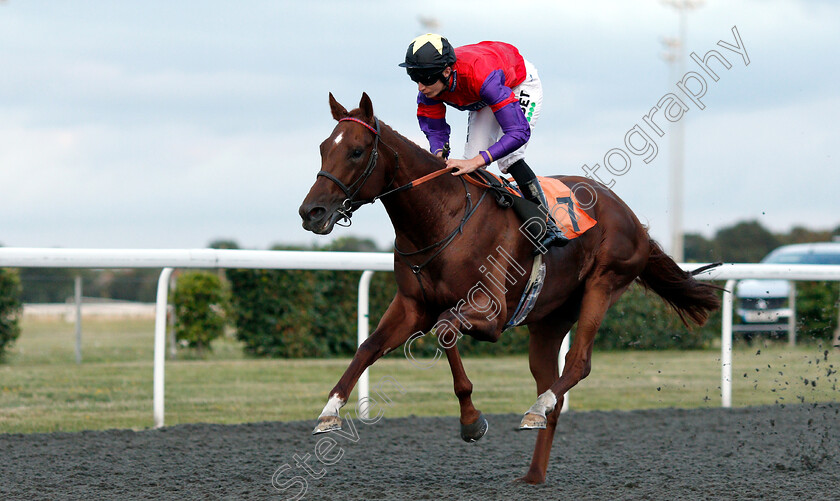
left=329, top=92, right=348, bottom=121
left=359, top=92, right=374, bottom=121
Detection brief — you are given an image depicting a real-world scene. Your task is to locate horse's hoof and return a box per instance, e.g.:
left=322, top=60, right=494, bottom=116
left=312, top=415, right=342, bottom=435
left=460, top=413, right=489, bottom=443
left=519, top=412, right=546, bottom=430
left=515, top=473, right=546, bottom=485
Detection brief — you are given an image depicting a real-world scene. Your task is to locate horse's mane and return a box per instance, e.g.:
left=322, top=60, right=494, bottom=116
left=347, top=109, right=448, bottom=172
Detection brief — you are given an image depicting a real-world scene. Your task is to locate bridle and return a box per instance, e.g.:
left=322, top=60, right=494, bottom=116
left=317, top=116, right=479, bottom=225
left=315, top=116, right=490, bottom=285
left=316, top=117, right=400, bottom=226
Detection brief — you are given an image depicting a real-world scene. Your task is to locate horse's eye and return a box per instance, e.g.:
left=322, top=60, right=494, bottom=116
left=351, top=148, right=364, bottom=159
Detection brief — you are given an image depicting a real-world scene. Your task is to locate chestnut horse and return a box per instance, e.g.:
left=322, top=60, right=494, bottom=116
left=298, top=93, right=720, bottom=484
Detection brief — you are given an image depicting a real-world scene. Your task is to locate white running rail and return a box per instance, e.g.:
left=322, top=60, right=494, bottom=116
left=684, top=263, right=840, bottom=408
left=2, top=247, right=839, bottom=426
left=0, top=248, right=392, bottom=428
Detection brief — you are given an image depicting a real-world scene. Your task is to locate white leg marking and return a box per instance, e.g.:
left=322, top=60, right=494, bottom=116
left=318, top=393, right=346, bottom=418
left=526, top=390, right=557, bottom=418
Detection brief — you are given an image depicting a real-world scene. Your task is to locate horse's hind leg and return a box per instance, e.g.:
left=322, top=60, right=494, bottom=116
left=443, top=343, right=488, bottom=442
left=519, top=314, right=574, bottom=485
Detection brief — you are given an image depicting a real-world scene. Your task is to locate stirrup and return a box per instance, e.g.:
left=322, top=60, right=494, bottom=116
left=533, top=228, right=569, bottom=255
left=541, top=227, right=569, bottom=248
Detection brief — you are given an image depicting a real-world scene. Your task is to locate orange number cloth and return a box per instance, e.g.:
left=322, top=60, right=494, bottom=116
left=537, top=177, right=598, bottom=239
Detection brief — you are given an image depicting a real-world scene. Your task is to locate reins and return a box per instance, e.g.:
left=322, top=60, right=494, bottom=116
left=319, top=116, right=496, bottom=285
left=393, top=178, right=489, bottom=275
left=319, top=116, right=510, bottom=223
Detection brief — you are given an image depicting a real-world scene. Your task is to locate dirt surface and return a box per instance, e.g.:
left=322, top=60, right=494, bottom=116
left=1, top=403, right=837, bottom=500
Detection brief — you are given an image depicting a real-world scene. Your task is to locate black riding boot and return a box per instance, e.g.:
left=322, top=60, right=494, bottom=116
left=508, top=159, right=570, bottom=252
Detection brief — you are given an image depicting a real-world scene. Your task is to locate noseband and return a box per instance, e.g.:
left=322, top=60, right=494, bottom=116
left=316, top=117, right=399, bottom=226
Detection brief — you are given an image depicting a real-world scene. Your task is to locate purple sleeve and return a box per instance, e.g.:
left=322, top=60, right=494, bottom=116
left=418, top=116, right=450, bottom=155
left=481, top=101, right=531, bottom=164
left=478, top=69, right=516, bottom=107
left=477, top=70, right=531, bottom=164
left=416, top=92, right=450, bottom=155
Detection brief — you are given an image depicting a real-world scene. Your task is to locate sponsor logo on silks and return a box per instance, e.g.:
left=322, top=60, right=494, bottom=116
left=519, top=90, right=535, bottom=122
left=526, top=102, right=536, bottom=122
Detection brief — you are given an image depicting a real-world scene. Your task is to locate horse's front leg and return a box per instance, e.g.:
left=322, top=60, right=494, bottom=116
left=434, top=291, right=506, bottom=443
left=313, top=294, right=431, bottom=434
left=443, top=344, right=488, bottom=442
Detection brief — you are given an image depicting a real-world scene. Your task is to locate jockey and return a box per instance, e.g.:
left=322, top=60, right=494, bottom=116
left=399, top=33, right=568, bottom=250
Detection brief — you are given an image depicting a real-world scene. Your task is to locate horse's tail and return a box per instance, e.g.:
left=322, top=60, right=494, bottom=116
left=636, top=239, right=722, bottom=327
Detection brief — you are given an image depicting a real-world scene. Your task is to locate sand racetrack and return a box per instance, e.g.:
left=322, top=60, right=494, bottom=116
left=1, top=403, right=837, bottom=500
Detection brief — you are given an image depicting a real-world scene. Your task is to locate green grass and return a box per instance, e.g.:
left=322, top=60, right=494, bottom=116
left=1, top=318, right=838, bottom=434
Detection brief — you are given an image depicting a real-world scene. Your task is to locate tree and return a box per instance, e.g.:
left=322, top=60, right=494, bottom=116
left=208, top=239, right=240, bottom=250
left=683, top=233, right=715, bottom=263
left=778, top=226, right=833, bottom=245
left=713, top=220, right=779, bottom=263
left=321, top=236, right=379, bottom=252
left=17, top=268, right=76, bottom=303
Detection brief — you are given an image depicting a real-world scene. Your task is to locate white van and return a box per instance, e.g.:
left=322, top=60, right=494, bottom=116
left=735, top=242, right=840, bottom=336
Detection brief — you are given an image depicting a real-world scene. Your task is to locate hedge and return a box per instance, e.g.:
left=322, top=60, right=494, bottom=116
left=226, top=260, right=734, bottom=358
left=0, top=268, right=23, bottom=361
left=172, top=271, right=228, bottom=354
left=794, top=281, right=840, bottom=343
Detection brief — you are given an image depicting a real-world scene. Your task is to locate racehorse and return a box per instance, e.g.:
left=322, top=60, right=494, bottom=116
left=298, top=93, right=721, bottom=484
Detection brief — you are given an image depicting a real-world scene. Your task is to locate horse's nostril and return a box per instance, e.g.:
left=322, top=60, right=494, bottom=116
left=308, top=207, right=326, bottom=220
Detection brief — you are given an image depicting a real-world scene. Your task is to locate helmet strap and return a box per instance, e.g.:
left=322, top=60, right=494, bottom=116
left=445, top=69, right=455, bottom=91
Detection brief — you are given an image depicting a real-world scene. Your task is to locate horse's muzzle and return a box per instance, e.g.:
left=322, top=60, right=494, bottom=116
left=299, top=201, right=342, bottom=235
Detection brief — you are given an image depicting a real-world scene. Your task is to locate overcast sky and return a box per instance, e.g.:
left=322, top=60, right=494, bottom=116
left=1, top=0, right=838, bottom=253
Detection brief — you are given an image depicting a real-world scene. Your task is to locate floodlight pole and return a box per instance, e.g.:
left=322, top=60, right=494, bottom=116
left=662, top=0, right=703, bottom=262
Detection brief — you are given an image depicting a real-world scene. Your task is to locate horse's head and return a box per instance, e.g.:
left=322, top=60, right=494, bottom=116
left=299, top=92, right=395, bottom=235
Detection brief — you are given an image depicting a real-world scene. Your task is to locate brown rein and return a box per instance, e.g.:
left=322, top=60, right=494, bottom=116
left=332, top=117, right=522, bottom=279
left=332, top=117, right=516, bottom=203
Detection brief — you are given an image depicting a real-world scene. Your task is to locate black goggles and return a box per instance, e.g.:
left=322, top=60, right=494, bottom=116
left=407, top=68, right=443, bottom=86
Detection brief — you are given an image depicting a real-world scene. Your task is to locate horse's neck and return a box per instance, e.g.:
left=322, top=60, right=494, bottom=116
left=379, top=128, right=470, bottom=250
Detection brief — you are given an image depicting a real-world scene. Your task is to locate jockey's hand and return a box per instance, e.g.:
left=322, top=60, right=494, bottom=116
left=447, top=155, right=486, bottom=176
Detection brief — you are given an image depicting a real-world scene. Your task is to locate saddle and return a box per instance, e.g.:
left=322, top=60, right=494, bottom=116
left=467, top=169, right=597, bottom=239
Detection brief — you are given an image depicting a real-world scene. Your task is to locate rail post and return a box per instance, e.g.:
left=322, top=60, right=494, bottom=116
left=153, top=267, right=175, bottom=428
left=357, top=270, right=375, bottom=419
left=74, top=275, right=83, bottom=364
left=721, top=279, right=736, bottom=408
left=787, top=284, right=797, bottom=347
